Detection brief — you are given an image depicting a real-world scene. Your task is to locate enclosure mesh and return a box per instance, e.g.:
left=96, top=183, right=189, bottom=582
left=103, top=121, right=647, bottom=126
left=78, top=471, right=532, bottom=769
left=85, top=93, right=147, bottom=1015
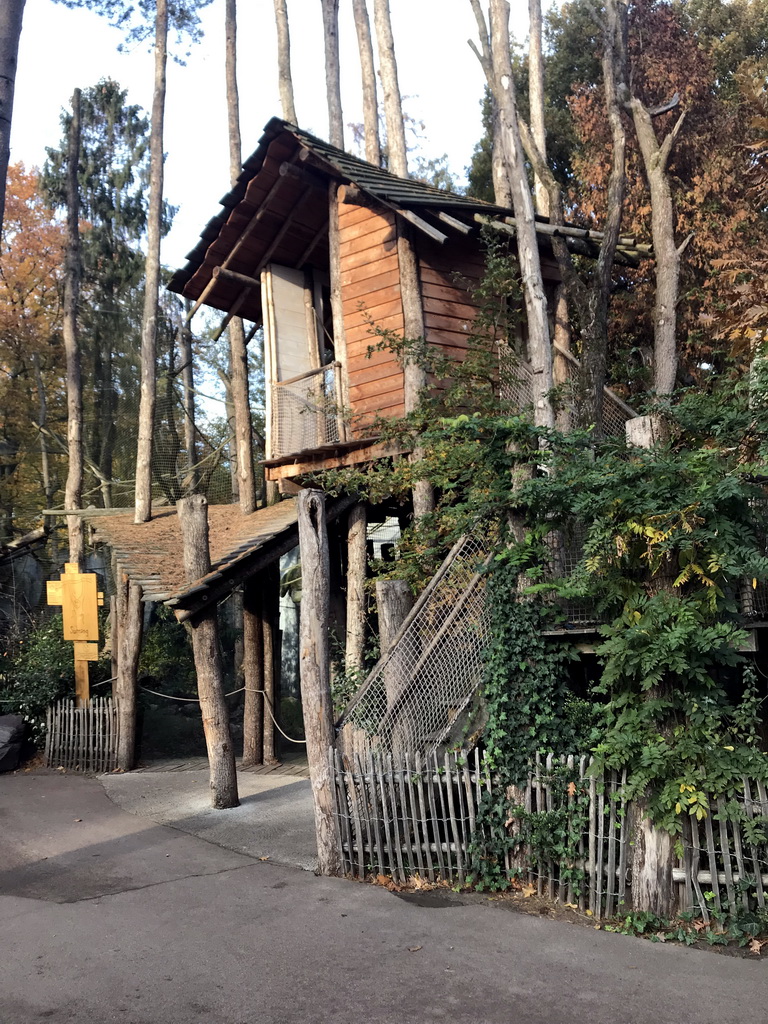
left=271, top=365, right=340, bottom=459
left=336, top=533, right=491, bottom=758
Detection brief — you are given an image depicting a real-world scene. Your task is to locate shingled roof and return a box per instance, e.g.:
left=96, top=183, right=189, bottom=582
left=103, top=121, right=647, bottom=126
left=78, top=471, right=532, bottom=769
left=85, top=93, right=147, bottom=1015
left=167, top=117, right=507, bottom=320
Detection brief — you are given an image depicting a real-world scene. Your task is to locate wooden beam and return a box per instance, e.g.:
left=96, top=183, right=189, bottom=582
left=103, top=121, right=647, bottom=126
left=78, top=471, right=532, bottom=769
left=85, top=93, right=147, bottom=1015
left=185, top=157, right=303, bottom=323
left=437, top=210, right=472, bottom=235
left=396, top=207, right=448, bottom=244
left=296, top=220, right=328, bottom=267
left=264, top=440, right=404, bottom=481
left=211, top=185, right=316, bottom=341
left=212, top=265, right=260, bottom=289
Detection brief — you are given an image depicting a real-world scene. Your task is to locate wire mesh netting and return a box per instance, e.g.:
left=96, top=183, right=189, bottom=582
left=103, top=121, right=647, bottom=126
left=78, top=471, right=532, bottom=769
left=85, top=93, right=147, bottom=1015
left=499, top=349, right=634, bottom=437
left=336, top=533, right=491, bottom=759
left=271, top=363, right=341, bottom=458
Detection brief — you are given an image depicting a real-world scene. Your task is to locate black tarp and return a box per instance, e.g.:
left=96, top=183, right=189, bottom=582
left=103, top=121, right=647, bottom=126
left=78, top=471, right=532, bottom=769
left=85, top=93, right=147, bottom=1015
left=0, top=714, right=25, bottom=772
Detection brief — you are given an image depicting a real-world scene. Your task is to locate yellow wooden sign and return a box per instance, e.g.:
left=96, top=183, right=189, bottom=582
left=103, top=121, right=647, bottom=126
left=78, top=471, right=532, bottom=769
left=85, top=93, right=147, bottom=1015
left=46, top=565, right=105, bottom=706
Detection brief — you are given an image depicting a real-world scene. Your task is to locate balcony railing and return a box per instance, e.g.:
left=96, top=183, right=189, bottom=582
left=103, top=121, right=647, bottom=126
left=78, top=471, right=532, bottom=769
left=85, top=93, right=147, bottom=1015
left=270, top=362, right=343, bottom=459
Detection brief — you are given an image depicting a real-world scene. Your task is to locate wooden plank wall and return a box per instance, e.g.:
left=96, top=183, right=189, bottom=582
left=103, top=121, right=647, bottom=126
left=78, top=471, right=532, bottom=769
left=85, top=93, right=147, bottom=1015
left=419, top=234, right=485, bottom=363
left=339, top=202, right=405, bottom=433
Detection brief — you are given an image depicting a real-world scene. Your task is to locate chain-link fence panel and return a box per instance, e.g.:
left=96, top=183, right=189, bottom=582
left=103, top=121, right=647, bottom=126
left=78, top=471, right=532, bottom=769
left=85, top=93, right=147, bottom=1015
left=336, top=532, right=491, bottom=759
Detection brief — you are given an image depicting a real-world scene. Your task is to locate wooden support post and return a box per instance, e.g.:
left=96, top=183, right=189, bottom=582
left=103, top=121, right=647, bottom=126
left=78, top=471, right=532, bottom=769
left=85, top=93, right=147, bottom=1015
left=297, top=488, right=342, bottom=876
left=345, top=502, right=367, bottom=674
left=116, top=571, right=143, bottom=771
left=262, top=561, right=280, bottom=765
left=376, top=579, right=414, bottom=655
left=178, top=495, right=239, bottom=809
left=241, top=576, right=265, bottom=767
left=376, top=578, right=415, bottom=713
left=625, top=412, right=674, bottom=915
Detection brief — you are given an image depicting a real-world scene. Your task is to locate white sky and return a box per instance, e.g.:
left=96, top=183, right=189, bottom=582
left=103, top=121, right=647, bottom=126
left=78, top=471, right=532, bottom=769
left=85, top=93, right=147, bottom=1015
left=12, top=0, right=533, bottom=271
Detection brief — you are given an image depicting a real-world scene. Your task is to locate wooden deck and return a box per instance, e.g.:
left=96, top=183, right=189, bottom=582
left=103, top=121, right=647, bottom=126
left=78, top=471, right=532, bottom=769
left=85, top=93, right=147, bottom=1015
left=132, top=753, right=310, bottom=778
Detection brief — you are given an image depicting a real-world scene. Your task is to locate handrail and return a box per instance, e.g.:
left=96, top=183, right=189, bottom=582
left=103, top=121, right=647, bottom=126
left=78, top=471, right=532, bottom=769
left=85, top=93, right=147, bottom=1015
left=274, top=361, right=340, bottom=388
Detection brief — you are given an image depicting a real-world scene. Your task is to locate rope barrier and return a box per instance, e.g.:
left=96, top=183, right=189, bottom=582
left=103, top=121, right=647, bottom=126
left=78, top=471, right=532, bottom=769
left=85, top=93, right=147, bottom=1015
left=138, top=683, right=306, bottom=744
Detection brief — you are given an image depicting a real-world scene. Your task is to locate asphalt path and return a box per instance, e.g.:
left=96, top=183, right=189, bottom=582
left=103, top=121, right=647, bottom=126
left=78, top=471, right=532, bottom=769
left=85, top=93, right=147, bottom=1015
left=1, top=772, right=765, bottom=1024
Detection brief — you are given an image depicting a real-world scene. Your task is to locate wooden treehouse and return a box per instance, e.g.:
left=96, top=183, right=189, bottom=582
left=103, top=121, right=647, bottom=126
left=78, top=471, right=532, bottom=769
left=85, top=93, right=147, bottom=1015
left=77, top=117, right=641, bottom=777
left=168, top=117, right=638, bottom=485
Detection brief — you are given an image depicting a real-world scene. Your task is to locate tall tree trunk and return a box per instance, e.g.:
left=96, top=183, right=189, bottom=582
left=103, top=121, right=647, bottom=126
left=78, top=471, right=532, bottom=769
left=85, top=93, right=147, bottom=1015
left=577, top=0, right=627, bottom=433
left=321, top=0, right=344, bottom=149
left=468, top=2, right=511, bottom=208
left=225, top=0, right=241, bottom=186
left=178, top=494, right=239, bottom=808
left=242, top=577, right=264, bottom=766
left=297, top=488, right=342, bottom=876
left=224, top=0, right=256, bottom=514
left=488, top=0, right=553, bottom=428
left=371, top=3, right=434, bottom=513
left=373, top=0, right=407, bottom=175
left=345, top=502, right=367, bottom=673
left=528, top=0, right=548, bottom=218
left=116, top=570, right=143, bottom=771
left=63, top=88, right=84, bottom=566
left=273, top=0, right=297, bottom=124
left=0, top=0, right=24, bottom=236
left=180, top=302, right=198, bottom=492
left=32, top=354, right=54, bottom=539
left=352, top=0, right=381, bottom=165
left=134, top=0, right=167, bottom=524
left=619, top=76, right=684, bottom=397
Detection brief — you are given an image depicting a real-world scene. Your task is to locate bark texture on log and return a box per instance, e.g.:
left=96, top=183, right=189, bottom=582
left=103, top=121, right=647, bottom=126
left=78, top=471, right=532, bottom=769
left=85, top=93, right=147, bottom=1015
left=242, top=578, right=265, bottom=766
left=273, top=0, right=297, bottom=124
left=488, top=0, right=553, bottom=428
left=180, top=304, right=198, bottom=492
left=345, top=503, right=367, bottom=674
left=116, top=571, right=143, bottom=772
left=352, top=0, right=381, bottom=165
left=225, top=0, right=242, bottom=186
left=134, top=0, right=167, bottom=524
left=528, top=0, right=548, bottom=218
left=262, top=562, right=280, bottom=764
left=373, top=0, right=407, bottom=177
left=625, top=414, right=669, bottom=447
left=297, top=489, right=342, bottom=877
left=178, top=495, right=239, bottom=809
left=630, top=796, right=675, bottom=915
left=321, top=0, right=344, bottom=149
left=376, top=579, right=414, bottom=655
left=0, top=0, right=25, bottom=234
left=63, top=89, right=84, bottom=567
left=228, top=318, right=256, bottom=514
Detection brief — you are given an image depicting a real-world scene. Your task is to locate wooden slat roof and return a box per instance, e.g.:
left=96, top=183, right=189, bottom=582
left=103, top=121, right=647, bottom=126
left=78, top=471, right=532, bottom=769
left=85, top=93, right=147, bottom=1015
left=88, top=494, right=356, bottom=620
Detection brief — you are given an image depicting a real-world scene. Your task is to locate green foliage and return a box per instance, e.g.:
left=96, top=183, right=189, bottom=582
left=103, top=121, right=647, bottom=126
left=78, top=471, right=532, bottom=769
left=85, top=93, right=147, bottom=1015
left=0, top=613, right=110, bottom=745
left=606, top=898, right=768, bottom=949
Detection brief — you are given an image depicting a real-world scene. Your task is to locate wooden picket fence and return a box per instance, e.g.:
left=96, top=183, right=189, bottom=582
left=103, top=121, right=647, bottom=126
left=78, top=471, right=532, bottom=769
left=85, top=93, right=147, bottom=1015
left=330, top=748, right=768, bottom=920
left=44, top=696, right=120, bottom=773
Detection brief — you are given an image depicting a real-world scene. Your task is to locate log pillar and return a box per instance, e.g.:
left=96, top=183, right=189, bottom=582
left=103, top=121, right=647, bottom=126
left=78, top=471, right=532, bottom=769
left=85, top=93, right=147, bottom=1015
left=625, top=412, right=675, bottom=915
left=178, top=495, right=239, bottom=809
left=297, top=488, right=342, bottom=876
left=241, top=576, right=264, bottom=767
left=345, top=502, right=367, bottom=674
left=262, top=562, right=280, bottom=765
left=115, top=569, right=142, bottom=772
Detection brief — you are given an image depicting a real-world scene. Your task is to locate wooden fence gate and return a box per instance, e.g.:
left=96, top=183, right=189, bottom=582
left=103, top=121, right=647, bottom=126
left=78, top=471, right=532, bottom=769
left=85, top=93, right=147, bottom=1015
left=44, top=696, right=120, bottom=773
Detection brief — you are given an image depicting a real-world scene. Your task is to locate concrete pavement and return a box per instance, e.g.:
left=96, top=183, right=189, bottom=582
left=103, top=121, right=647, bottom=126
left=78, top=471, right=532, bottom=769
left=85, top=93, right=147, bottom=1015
left=101, top=769, right=317, bottom=871
left=1, top=773, right=766, bottom=1024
